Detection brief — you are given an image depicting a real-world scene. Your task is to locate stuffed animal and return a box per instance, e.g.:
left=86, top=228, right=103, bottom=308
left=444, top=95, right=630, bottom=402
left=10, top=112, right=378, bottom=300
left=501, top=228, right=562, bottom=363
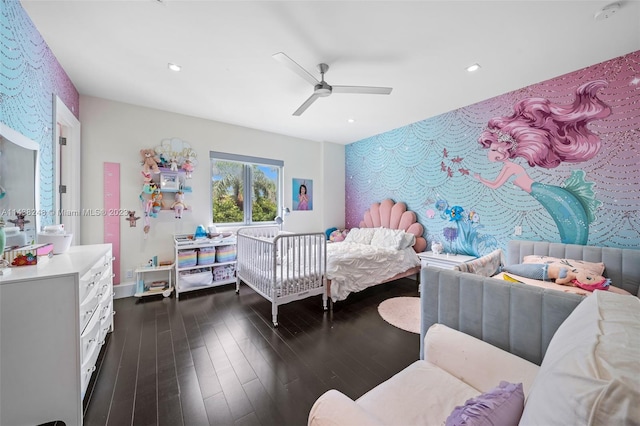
left=126, top=211, right=140, bottom=227
left=140, top=149, right=161, bottom=174
left=141, top=170, right=152, bottom=183
left=329, top=229, right=349, bottom=242
left=171, top=191, right=187, bottom=219
left=8, top=212, right=30, bottom=231
left=502, top=263, right=611, bottom=292
left=182, top=158, right=194, bottom=178
left=170, top=157, right=179, bottom=171
left=151, top=191, right=163, bottom=216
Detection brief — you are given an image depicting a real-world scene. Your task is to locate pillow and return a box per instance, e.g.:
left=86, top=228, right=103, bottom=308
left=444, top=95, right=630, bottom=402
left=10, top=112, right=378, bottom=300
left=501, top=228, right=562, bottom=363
left=370, top=228, right=402, bottom=249
left=400, top=231, right=416, bottom=249
left=519, top=291, right=640, bottom=425
left=370, top=228, right=415, bottom=250
left=522, top=255, right=605, bottom=276
left=343, top=227, right=376, bottom=245
left=455, top=249, right=504, bottom=277
left=445, top=381, right=524, bottom=426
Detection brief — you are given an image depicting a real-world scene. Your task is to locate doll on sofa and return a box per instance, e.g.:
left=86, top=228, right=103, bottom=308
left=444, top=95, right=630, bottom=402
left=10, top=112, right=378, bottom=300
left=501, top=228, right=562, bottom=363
left=502, top=263, right=611, bottom=292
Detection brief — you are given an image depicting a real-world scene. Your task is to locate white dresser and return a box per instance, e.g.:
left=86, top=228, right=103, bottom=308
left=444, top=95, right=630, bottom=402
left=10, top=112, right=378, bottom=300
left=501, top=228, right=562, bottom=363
left=0, top=244, right=114, bottom=426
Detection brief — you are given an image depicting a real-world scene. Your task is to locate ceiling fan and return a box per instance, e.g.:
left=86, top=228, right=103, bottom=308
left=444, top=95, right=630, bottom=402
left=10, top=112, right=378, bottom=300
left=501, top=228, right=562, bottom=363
left=272, top=52, right=393, bottom=116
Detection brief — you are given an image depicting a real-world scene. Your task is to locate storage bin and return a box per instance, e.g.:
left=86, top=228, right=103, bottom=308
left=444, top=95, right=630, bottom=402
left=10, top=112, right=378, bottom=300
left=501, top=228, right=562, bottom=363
left=179, top=270, right=213, bottom=288
left=215, top=245, right=237, bottom=263
left=213, top=264, right=236, bottom=281
left=177, top=250, right=197, bottom=268
left=197, top=247, right=216, bottom=265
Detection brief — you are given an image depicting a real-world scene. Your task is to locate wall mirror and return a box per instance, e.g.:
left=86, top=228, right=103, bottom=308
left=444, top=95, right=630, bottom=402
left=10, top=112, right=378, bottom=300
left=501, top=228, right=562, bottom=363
left=0, top=124, right=39, bottom=246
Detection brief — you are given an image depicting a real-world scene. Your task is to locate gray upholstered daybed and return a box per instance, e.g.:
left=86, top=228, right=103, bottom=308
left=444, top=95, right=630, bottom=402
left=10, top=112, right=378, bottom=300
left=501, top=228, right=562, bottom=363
left=420, top=240, right=640, bottom=363
left=309, top=240, right=640, bottom=425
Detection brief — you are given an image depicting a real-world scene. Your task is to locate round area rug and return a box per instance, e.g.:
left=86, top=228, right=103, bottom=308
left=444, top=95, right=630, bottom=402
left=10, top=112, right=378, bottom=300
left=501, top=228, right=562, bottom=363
left=377, top=297, right=420, bottom=334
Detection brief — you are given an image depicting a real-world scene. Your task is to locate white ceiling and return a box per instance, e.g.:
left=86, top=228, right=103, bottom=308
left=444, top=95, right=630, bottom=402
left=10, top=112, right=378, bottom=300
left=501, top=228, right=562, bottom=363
left=20, top=0, right=640, bottom=145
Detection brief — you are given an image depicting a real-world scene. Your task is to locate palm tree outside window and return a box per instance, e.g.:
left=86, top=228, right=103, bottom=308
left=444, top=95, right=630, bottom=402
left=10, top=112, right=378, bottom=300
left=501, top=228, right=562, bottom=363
left=210, top=152, right=283, bottom=226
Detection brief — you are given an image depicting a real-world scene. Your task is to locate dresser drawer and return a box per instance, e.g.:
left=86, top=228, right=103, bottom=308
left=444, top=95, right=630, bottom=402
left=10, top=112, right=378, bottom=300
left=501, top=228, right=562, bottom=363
left=98, top=299, right=113, bottom=343
left=80, top=308, right=101, bottom=362
left=79, top=261, right=107, bottom=303
left=79, top=283, right=100, bottom=333
left=80, top=338, right=101, bottom=399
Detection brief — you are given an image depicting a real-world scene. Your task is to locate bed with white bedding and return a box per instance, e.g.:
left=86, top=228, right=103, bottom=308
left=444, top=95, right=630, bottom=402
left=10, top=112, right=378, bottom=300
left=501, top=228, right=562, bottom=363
left=235, top=199, right=427, bottom=324
left=326, top=199, right=427, bottom=302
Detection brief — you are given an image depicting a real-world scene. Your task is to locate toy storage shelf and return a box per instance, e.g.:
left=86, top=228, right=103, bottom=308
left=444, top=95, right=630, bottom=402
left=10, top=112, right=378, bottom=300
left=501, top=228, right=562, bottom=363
left=134, top=263, right=175, bottom=298
left=152, top=167, right=192, bottom=193
left=174, top=234, right=237, bottom=300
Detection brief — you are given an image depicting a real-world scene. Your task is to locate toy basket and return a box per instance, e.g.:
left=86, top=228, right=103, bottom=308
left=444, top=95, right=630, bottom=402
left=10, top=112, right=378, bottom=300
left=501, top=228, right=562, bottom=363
left=213, top=264, right=236, bottom=281
left=197, top=247, right=216, bottom=265
left=215, top=245, right=237, bottom=263
left=179, top=270, right=213, bottom=288
left=177, top=250, right=197, bottom=268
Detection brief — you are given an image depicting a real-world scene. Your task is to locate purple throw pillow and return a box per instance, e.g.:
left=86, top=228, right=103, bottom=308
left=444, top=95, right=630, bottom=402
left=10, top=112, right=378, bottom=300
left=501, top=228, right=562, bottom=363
left=445, top=381, right=524, bottom=426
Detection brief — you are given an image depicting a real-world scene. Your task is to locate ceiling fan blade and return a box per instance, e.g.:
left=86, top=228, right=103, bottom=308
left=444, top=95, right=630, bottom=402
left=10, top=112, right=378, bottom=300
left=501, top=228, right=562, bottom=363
left=332, top=85, right=393, bottom=95
left=272, top=52, right=319, bottom=86
left=293, top=93, right=321, bottom=116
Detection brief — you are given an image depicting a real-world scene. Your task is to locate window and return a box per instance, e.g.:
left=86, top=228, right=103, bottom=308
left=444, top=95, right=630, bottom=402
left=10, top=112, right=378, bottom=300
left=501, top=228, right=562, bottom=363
left=210, top=151, right=283, bottom=225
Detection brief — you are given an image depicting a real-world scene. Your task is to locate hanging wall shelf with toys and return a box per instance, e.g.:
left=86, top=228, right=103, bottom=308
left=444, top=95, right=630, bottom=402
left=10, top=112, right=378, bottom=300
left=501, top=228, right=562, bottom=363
left=138, top=138, right=198, bottom=232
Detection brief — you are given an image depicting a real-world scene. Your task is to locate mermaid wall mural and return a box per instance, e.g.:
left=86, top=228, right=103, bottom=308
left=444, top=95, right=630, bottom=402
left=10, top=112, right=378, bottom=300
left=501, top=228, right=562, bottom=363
left=473, top=80, right=610, bottom=245
left=345, top=50, right=640, bottom=254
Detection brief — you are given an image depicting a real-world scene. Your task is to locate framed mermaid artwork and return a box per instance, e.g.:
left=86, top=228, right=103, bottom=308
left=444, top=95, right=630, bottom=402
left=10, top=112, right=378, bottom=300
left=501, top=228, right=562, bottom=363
left=292, top=178, right=312, bottom=211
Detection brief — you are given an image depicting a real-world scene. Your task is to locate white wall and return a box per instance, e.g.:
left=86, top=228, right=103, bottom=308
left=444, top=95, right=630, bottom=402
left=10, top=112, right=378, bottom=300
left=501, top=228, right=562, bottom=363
left=79, top=96, right=345, bottom=284
left=321, top=141, right=345, bottom=231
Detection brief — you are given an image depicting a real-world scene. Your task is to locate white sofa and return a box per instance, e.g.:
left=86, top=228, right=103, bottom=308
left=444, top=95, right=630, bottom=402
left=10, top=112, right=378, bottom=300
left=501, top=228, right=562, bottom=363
left=308, top=290, right=639, bottom=426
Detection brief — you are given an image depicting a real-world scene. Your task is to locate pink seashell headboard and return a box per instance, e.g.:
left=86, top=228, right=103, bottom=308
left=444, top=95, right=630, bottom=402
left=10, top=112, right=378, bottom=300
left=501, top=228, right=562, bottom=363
left=358, top=199, right=427, bottom=252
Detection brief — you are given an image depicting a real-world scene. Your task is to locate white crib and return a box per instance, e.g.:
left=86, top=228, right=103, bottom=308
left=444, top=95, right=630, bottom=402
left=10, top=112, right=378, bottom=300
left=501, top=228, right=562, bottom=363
left=236, top=226, right=328, bottom=326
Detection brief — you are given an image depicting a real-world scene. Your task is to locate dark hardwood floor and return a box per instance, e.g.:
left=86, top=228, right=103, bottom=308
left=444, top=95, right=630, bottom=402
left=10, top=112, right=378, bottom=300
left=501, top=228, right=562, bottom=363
left=83, top=278, right=420, bottom=426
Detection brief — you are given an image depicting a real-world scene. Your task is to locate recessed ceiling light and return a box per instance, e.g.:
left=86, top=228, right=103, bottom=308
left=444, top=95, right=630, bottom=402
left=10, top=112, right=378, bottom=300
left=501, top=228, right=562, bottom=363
left=347, top=118, right=355, bottom=123
left=466, top=63, right=481, bottom=72
left=168, top=63, right=181, bottom=72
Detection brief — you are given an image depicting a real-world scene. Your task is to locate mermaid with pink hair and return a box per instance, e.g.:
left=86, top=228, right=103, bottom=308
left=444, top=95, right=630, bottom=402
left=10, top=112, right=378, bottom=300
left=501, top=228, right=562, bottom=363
left=473, top=80, right=611, bottom=245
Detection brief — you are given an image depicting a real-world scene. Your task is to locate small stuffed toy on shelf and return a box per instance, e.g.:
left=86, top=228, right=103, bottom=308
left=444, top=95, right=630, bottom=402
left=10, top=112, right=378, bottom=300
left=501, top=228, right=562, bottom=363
left=140, top=149, right=161, bottom=174
left=171, top=191, right=187, bottom=219
left=170, top=156, right=179, bottom=171
left=182, top=158, right=194, bottom=179
left=150, top=190, right=163, bottom=217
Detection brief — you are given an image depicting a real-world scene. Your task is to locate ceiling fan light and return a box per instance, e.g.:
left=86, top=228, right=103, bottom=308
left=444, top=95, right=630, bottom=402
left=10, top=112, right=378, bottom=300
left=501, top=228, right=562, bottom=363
left=168, top=63, right=181, bottom=72
left=466, top=63, right=481, bottom=72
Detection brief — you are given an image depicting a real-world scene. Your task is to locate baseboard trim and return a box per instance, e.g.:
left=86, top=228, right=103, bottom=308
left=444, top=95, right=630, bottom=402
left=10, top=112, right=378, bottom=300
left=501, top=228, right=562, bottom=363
left=114, top=281, right=136, bottom=299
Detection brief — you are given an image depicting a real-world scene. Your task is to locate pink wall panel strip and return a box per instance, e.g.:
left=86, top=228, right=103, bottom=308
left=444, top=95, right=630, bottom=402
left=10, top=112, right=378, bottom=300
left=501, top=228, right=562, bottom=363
left=104, top=162, right=120, bottom=284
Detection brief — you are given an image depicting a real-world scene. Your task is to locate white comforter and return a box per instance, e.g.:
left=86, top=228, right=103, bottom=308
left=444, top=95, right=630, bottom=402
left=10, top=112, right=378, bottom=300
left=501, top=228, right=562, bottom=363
left=326, top=242, right=420, bottom=302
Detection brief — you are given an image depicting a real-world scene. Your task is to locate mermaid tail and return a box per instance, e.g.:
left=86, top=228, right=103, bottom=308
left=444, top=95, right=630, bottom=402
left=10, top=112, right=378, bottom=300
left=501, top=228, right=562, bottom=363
left=562, top=170, right=601, bottom=224
left=530, top=170, right=600, bottom=245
